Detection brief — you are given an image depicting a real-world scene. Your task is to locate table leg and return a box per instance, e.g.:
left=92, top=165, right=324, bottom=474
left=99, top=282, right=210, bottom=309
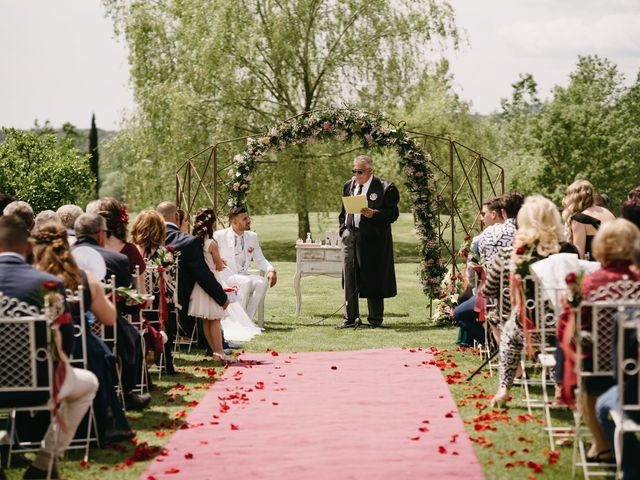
left=294, top=268, right=302, bottom=315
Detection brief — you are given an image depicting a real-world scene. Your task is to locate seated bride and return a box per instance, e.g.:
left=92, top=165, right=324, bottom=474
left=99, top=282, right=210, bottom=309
left=188, top=208, right=261, bottom=362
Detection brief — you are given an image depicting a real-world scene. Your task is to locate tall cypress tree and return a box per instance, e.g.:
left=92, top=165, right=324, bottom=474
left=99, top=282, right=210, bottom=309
left=89, top=113, right=100, bottom=197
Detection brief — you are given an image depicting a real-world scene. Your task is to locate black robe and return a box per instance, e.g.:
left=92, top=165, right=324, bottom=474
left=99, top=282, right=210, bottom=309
left=339, top=175, right=399, bottom=298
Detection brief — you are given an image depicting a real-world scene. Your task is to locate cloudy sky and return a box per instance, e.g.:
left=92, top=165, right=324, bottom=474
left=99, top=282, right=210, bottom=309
left=1, top=0, right=638, bottom=130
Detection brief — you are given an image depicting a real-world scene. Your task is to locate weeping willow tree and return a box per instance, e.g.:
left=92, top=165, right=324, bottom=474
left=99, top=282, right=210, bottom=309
left=103, top=0, right=460, bottom=235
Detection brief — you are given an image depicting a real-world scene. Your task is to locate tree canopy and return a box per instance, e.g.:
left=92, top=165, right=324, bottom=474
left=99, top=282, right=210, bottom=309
left=498, top=55, right=640, bottom=209
left=102, top=0, right=461, bottom=229
left=0, top=127, right=93, bottom=212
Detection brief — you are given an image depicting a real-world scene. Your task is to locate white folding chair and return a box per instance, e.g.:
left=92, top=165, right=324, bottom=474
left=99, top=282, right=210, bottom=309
left=125, top=265, right=152, bottom=395
left=530, top=276, right=575, bottom=450
left=608, top=306, right=640, bottom=479
left=95, top=275, right=126, bottom=409
left=141, top=263, right=179, bottom=377
left=0, top=292, right=55, bottom=475
left=573, top=277, right=640, bottom=479
left=66, top=287, right=99, bottom=458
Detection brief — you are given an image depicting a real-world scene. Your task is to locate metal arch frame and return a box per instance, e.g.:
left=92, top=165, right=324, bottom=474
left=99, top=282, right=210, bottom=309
left=175, top=108, right=504, bottom=275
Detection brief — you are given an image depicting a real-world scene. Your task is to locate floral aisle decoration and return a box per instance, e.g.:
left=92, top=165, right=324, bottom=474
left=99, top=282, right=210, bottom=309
left=150, top=245, right=180, bottom=330
left=430, top=234, right=478, bottom=324
left=41, top=280, right=73, bottom=431
left=431, top=266, right=464, bottom=324
left=226, top=108, right=445, bottom=297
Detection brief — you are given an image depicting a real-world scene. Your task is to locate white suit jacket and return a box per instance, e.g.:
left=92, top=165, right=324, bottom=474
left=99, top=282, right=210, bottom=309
left=213, top=228, right=274, bottom=274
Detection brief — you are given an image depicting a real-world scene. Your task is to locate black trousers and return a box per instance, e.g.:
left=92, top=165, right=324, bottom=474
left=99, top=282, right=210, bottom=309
left=342, top=229, right=384, bottom=325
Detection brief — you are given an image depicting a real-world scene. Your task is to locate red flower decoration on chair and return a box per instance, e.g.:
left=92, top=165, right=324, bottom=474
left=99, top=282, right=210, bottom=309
left=42, top=280, right=59, bottom=291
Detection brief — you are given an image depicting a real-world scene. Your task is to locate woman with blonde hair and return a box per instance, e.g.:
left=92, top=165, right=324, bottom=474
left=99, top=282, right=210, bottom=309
left=561, top=180, right=615, bottom=260
left=31, top=221, right=135, bottom=443
left=491, top=195, right=573, bottom=407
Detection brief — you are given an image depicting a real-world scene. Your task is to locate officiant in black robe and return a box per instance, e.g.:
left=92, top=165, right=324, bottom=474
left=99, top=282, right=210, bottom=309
left=338, top=155, right=399, bottom=328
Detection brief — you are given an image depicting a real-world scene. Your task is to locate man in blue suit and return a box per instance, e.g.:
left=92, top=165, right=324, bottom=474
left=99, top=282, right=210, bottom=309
left=156, top=202, right=229, bottom=361
left=0, top=214, right=98, bottom=480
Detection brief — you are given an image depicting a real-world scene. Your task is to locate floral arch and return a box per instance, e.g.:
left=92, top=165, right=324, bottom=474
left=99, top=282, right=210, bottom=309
left=225, top=108, right=446, bottom=298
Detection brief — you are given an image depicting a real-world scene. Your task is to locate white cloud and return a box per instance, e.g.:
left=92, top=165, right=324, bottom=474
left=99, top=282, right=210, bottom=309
left=498, top=14, right=640, bottom=57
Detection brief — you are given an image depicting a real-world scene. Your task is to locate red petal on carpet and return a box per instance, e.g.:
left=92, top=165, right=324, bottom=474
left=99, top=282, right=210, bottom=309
left=141, top=349, right=484, bottom=479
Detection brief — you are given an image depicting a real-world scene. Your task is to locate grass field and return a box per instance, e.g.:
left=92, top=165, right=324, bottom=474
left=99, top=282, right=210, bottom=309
left=3, top=213, right=577, bottom=480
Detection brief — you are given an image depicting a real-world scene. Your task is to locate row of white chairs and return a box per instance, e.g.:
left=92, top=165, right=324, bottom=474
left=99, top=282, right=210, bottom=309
left=474, top=265, right=640, bottom=479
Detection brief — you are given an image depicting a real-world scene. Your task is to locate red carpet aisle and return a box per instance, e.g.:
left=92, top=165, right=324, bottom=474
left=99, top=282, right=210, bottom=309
left=142, top=349, right=484, bottom=480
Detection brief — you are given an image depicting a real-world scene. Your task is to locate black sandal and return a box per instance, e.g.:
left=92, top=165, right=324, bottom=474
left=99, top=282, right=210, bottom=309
left=586, top=449, right=615, bottom=463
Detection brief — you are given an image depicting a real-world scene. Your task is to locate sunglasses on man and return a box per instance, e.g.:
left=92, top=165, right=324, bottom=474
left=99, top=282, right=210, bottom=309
left=352, top=168, right=370, bottom=175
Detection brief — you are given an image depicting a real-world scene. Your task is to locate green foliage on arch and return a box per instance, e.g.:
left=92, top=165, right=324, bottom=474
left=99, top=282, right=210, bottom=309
left=227, top=108, right=445, bottom=297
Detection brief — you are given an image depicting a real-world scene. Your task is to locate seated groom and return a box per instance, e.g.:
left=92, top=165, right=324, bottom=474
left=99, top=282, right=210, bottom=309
left=0, top=214, right=98, bottom=480
left=214, top=206, right=277, bottom=324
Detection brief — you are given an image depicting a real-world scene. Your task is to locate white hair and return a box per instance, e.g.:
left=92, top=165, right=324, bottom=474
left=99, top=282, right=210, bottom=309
left=354, top=155, right=373, bottom=169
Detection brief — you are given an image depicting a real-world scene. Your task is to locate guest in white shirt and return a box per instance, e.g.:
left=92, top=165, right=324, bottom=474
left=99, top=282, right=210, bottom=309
left=214, top=207, right=276, bottom=324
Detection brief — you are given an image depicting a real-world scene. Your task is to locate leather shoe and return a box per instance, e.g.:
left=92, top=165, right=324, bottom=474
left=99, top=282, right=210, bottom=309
left=368, top=320, right=382, bottom=328
left=125, top=392, right=151, bottom=410
left=338, top=319, right=357, bottom=329
left=226, top=341, right=244, bottom=350
left=23, top=464, right=59, bottom=479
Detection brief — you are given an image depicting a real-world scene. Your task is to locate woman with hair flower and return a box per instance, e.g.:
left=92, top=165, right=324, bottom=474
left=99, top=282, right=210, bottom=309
left=87, top=197, right=146, bottom=282
left=188, top=208, right=260, bottom=364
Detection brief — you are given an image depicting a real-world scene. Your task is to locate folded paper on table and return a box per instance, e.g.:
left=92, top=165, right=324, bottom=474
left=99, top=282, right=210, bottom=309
left=342, top=194, right=367, bottom=214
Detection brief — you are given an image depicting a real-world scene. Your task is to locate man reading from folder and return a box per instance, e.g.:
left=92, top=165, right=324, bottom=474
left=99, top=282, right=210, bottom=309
left=338, top=155, right=400, bottom=328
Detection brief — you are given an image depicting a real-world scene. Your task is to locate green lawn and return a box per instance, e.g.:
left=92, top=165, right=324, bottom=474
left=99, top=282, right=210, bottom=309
left=3, top=213, right=576, bottom=480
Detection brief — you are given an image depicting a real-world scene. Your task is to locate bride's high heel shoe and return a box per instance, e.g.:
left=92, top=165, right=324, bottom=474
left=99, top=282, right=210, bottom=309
left=490, top=387, right=510, bottom=408
left=212, top=352, right=238, bottom=365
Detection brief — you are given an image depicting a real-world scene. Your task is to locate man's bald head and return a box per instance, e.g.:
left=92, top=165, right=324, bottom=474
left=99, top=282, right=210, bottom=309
left=156, top=201, right=179, bottom=223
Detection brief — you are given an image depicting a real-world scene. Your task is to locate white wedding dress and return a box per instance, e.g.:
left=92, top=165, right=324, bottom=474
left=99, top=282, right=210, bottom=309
left=189, top=238, right=261, bottom=342
left=217, top=265, right=262, bottom=342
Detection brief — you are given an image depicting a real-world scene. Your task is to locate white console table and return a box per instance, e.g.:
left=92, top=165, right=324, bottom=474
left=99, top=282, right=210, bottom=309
left=294, top=244, right=343, bottom=315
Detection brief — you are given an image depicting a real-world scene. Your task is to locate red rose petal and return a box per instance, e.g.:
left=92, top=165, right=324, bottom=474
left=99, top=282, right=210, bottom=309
left=230, top=424, right=240, bottom=430
left=438, top=446, right=447, bottom=454
left=164, top=467, right=180, bottom=474
left=79, top=460, right=89, bottom=468
left=410, top=436, right=421, bottom=441
left=184, top=453, right=193, bottom=460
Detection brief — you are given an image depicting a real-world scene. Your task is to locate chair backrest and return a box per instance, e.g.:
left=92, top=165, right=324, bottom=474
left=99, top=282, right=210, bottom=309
left=67, top=285, right=88, bottom=370
left=0, top=292, right=53, bottom=406
left=617, top=307, right=640, bottom=416
left=578, top=277, right=640, bottom=377
left=143, top=262, right=179, bottom=309
left=94, top=275, right=118, bottom=355
left=529, top=272, right=567, bottom=353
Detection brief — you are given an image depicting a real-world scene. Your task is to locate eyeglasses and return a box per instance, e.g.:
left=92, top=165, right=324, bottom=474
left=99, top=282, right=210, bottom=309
left=352, top=168, right=370, bottom=175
